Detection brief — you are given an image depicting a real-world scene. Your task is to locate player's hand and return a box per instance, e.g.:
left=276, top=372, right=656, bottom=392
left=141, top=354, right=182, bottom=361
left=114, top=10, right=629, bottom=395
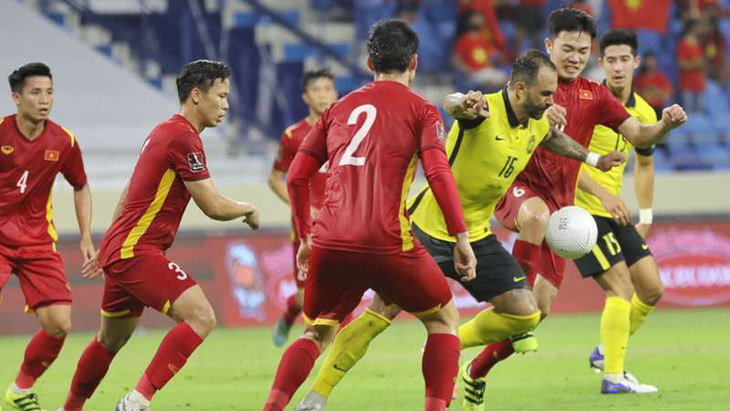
left=79, top=236, right=103, bottom=278
left=635, top=223, right=651, bottom=238
left=296, top=237, right=312, bottom=276
left=661, top=104, right=688, bottom=129
left=463, top=90, right=489, bottom=119
left=545, top=104, right=567, bottom=130
left=242, top=205, right=260, bottom=230
left=596, top=150, right=628, bottom=171
left=454, top=233, right=477, bottom=282
left=599, top=193, right=632, bottom=225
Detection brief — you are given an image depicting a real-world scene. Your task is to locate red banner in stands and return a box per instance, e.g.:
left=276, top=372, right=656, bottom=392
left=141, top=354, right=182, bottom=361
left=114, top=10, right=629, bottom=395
left=1, top=220, right=729, bottom=334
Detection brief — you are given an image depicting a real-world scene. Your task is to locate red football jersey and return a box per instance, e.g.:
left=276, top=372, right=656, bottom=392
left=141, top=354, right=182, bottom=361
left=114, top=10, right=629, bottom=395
left=299, top=81, right=449, bottom=254
left=516, top=77, right=630, bottom=208
left=0, top=115, right=87, bottom=247
left=273, top=119, right=327, bottom=210
left=98, top=115, right=210, bottom=266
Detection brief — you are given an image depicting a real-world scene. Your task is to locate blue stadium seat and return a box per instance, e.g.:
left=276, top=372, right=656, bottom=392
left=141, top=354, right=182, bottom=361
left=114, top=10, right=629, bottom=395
left=683, top=114, right=716, bottom=140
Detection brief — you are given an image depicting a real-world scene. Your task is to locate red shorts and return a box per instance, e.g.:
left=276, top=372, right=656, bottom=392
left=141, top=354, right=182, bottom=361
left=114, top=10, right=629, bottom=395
left=0, top=243, right=72, bottom=311
left=494, top=182, right=566, bottom=288
left=101, top=252, right=198, bottom=319
left=303, top=246, right=453, bottom=325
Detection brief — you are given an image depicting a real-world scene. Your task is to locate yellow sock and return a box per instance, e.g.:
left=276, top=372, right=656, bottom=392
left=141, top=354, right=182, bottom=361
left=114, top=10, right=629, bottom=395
left=629, top=293, right=656, bottom=335
left=312, top=309, right=391, bottom=397
left=601, top=296, right=631, bottom=375
left=458, top=307, right=541, bottom=349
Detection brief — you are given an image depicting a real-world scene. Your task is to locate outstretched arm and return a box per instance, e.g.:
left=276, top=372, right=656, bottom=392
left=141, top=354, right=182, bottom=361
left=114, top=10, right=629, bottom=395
left=618, top=104, right=687, bottom=148
left=541, top=128, right=627, bottom=171
left=185, top=178, right=259, bottom=228
left=443, top=91, right=489, bottom=120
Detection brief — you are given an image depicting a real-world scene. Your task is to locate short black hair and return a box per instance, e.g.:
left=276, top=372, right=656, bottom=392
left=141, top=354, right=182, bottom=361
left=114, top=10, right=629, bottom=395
left=599, top=29, right=638, bottom=57
left=176, top=60, right=231, bottom=103
left=366, top=19, right=419, bottom=73
left=548, top=7, right=597, bottom=39
left=301, top=69, right=335, bottom=92
left=510, top=49, right=557, bottom=88
left=8, top=62, right=52, bottom=94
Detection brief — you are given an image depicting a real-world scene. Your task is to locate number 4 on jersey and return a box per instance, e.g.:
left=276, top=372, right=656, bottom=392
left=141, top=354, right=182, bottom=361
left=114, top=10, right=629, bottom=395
left=339, top=104, right=377, bottom=167
left=16, top=170, right=29, bottom=194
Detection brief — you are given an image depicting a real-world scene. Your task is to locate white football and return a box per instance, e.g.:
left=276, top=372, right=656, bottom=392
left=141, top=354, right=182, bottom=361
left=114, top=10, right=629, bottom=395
left=545, top=206, right=598, bottom=260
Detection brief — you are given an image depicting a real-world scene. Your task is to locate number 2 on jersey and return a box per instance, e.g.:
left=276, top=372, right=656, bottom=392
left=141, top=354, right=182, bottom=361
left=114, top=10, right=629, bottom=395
left=16, top=170, right=29, bottom=194
left=339, top=104, right=377, bottom=167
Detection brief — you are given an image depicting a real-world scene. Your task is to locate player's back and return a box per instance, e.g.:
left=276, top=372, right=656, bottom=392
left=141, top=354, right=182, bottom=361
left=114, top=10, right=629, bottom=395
left=311, top=81, right=443, bottom=254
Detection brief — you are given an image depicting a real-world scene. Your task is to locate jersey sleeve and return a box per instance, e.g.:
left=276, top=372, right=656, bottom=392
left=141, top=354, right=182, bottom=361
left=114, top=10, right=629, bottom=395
left=298, top=113, right=328, bottom=164
left=418, top=104, right=447, bottom=154
left=272, top=129, right=295, bottom=172
left=61, top=141, right=88, bottom=189
left=167, top=131, right=211, bottom=181
left=596, top=86, right=631, bottom=132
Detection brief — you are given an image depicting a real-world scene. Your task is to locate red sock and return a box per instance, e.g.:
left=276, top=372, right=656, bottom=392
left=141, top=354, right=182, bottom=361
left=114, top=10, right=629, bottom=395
left=15, top=329, right=65, bottom=389
left=512, top=239, right=542, bottom=286
left=469, top=339, right=515, bottom=379
left=138, top=321, right=203, bottom=400
left=263, top=338, right=320, bottom=411
left=282, top=294, right=302, bottom=326
left=423, top=333, right=460, bottom=411
left=64, top=338, right=116, bottom=411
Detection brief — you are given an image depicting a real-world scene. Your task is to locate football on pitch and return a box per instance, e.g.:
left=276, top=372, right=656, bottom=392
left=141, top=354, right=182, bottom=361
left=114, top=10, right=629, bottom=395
left=545, top=206, right=598, bottom=259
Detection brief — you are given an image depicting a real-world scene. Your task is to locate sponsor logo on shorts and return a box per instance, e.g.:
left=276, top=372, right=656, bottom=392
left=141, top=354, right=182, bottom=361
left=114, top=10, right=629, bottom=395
left=513, top=276, right=526, bottom=283
left=642, top=243, right=649, bottom=250
left=648, top=228, right=730, bottom=306
left=44, top=150, right=59, bottom=161
left=1, top=145, right=13, bottom=155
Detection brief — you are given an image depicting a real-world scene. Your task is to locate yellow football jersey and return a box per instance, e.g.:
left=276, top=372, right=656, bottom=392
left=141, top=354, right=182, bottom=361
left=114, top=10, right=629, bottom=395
left=575, top=91, right=657, bottom=217
left=409, top=89, right=550, bottom=242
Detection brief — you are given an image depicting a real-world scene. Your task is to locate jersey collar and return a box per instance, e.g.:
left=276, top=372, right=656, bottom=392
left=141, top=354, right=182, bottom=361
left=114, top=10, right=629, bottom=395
left=501, top=87, right=522, bottom=128
left=601, top=80, right=636, bottom=108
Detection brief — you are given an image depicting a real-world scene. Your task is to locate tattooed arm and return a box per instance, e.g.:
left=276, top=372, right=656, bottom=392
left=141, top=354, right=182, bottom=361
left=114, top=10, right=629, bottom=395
left=540, top=128, right=628, bottom=172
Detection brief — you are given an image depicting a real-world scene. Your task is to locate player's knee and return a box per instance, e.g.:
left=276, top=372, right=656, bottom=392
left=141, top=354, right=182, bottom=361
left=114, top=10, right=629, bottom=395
left=641, top=285, right=664, bottom=306
left=188, top=306, right=217, bottom=337
left=97, top=331, right=130, bottom=353
left=43, top=318, right=71, bottom=338
left=518, top=202, right=550, bottom=240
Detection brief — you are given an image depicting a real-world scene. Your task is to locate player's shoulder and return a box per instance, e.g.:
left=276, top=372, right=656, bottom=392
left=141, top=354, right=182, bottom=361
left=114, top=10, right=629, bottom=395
left=45, top=119, right=78, bottom=147
left=0, top=115, right=12, bottom=131
left=284, top=118, right=310, bottom=138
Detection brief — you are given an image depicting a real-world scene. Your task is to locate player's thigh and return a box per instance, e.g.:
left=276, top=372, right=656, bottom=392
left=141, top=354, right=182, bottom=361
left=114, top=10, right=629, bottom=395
left=303, top=247, right=368, bottom=326
left=575, top=216, right=626, bottom=277
left=168, top=285, right=216, bottom=337
left=629, top=256, right=664, bottom=305
left=494, top=183, right=545, bottom=235
left=370, top=248, right=453, bottom=319
left=468, top=235, right=533, bottom=306
left=532, top=274, right=559, bottom=318
left=594, top=262, right=634, bottom=300
left=104, top=253, right=199, bottom=317
left=98, top=314, right=142, bottom=353
left=15, top=244, right=72, bottom=311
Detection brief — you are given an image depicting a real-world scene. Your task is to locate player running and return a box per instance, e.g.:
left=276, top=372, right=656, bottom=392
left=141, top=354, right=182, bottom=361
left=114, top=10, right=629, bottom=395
left=1, top=62, right=95, bottom=411
left=269, top=69, right=338, bottom=347
left=58, top=60, right=260, bottom=411
left=262, top=19, right=477, bottom=411
left=574, top=29, right=664, bottom=393
left=464, top=7, right=686, bottom=407
left=296, top=50, right=627, bottom=411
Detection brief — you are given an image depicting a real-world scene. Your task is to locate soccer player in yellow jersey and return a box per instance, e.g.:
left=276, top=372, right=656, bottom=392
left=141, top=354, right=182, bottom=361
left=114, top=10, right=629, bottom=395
left=573, top=29, right=664, bottom=394
left=295, top=50, right=626, bottom=411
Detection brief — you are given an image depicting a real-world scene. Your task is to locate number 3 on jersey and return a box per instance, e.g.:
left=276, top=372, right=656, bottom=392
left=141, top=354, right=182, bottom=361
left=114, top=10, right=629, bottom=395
left=16, top=170, right=29, bottom=194
left=339, top=104, right=377, bottom=167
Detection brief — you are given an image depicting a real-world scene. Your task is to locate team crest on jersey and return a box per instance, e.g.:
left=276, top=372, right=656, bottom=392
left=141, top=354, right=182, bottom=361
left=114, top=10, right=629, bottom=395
left=579, top=90, right=594, bottom=100
left=436, top=122, right=445, bottom=142
left=44, top=150, right=59, bottom=161
left=1, top=145, right=13, bottom=155
left=187, top=152, right=206, bottom=172
left=526, top=135, right=536, bottom=154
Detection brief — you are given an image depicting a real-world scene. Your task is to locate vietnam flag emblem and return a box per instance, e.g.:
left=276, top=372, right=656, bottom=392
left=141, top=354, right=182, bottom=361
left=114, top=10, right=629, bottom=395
left=44, top=150, right=60, bottom=161
left=579, top=90, right=594, bottom=100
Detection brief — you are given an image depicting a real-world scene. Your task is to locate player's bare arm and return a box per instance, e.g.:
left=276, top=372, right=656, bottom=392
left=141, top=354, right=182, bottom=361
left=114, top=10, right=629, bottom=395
left=185, top=178, right=260, bottom=229
left=111, top=181, right=130, bottom=223
left=618, top=104, right=687, bottom=148
left=443, top=91, right=489, bottom=120
left=541, top=127, right=628, bottom=171
left=73, top=182, right=101, bottom=278
left=578, top=171, right=632, bottom=225
left=634, top=152, right=655, bottom=237
left=267, top=168, right=290, bottom=204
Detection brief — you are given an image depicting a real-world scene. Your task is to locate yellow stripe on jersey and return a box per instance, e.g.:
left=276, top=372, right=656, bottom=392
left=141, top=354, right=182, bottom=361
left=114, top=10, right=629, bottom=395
left=400, top=155, right=419, bottom=251
left=46, top=183, right=58, bottom=251
left=60, top=126, right=76, bottom=147
left=575, top=92, right=657, bottom=217
left=120, top=168, right=176, bottom=259
left=410, top=89, right=550, bottom=243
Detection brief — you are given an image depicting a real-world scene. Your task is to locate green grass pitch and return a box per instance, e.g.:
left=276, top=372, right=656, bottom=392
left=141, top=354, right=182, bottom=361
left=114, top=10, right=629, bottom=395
left=0, top=308, right=728, bottom=410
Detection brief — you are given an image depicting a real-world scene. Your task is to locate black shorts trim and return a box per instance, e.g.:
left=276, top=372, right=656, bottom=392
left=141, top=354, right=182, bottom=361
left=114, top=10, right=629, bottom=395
left=574, top=215, right=653, bottom=278
left=412, top=223, right=529, bottom=302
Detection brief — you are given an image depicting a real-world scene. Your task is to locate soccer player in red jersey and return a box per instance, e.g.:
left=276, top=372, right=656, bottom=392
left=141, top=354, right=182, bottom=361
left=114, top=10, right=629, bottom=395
left=462, top=8, right=687, bottom=405
left=0, top=63, right=95, bottom=411
left=269, top=69, right=338, bottom=347
left=59, top=60, right=261, bottom=411
left=262, top=20, right=477, bottom=411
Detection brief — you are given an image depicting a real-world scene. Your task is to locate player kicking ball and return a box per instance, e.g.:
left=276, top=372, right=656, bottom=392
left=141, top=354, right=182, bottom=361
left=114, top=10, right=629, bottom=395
left=268, top=69, right=338, bottom=347
left=262, top=19, right=477, bottom=411
left=57, top=60, right=260, bottom=411
left=1, top=63, right=96, bottom=411
left=574, top=29, right=664, bottom=393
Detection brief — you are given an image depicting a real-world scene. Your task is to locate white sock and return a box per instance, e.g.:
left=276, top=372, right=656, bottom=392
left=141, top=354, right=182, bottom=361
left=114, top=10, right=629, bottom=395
left=604, top=372, right=623, bottom=383
left=129, top=390, right=151, bottom=406
left=10, top=382, right=30, bottom=394
left=598, top=343, right=604, bottom=355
